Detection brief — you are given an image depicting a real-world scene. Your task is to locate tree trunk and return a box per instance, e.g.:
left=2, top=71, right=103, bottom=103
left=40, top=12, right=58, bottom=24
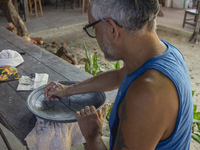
left=0, top=0, right=28, bottom=37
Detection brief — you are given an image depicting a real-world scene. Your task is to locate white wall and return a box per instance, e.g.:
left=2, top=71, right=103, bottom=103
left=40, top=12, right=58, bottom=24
left=173, top=0, right=184, bottom=8
left=165, top=0, right=186, bottom=9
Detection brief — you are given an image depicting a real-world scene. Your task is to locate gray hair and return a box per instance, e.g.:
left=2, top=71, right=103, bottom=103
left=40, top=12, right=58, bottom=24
left=90, top=0, right=160, bottom=34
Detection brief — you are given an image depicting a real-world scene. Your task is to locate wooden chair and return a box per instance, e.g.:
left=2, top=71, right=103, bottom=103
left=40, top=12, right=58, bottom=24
left=82, top=0, right=90, bottom=15
left=29, top=0, right=43, bottom=18
left=183, top=1, right=200, bottom=44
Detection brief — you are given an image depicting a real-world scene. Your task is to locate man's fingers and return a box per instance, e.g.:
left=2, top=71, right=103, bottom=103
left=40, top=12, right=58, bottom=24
left=44, top=81, right=56, bottom=98
left=46, top=87, right=60, bottom=101
left=47, top=88, right=57, bottom=97
left=51, top=95, right=59, bottom=101
left=46, top=95, right=59, bottom=102
left=54, top=97, right=59, bottom=101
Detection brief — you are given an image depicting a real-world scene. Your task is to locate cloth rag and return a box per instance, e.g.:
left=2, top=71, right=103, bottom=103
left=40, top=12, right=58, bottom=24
left=0, top=66, right=20, bottom=81
left=0, top=50, right=24, bottom=67
left=17, top=73, right=49, bottom=91
left=25, top=117, right=85, bottom=150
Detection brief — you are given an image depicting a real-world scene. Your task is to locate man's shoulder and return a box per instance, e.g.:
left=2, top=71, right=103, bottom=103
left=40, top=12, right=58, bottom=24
left=127, top=69, right=171, bottom=95
left=124, top=68, right=178, bottom=111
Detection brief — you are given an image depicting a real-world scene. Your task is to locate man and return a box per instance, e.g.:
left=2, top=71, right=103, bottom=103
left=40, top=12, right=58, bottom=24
left=44, top=0, right=193, bottom=149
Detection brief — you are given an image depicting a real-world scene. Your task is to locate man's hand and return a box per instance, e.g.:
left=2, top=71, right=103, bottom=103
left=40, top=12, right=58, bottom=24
left=76, top=106, right=104, bottom=142
left=44, top=81, right=70, bottom=101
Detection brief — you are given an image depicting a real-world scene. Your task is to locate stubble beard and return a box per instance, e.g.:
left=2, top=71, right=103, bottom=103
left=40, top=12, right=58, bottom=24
left=100, top=34, right=116, bottom=62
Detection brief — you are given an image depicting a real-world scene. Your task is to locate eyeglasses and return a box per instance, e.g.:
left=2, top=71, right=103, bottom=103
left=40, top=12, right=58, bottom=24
left=83, top=18, right=123, bottom=38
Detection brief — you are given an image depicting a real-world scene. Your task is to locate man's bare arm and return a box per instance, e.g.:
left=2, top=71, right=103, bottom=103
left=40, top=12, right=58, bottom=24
left=69, top=65, right=127, bottom=95
left=45, top=65, right=127, bottom=100
left=113, top=69, right=178, bottom=150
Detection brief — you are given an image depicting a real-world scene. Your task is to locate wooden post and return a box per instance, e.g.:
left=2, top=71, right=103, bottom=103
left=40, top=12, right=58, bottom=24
left=82, top=0, right=85, bottom=15
left=34, top=0, right=37, bottom=18
left=29, top=0, right=32, bottom=17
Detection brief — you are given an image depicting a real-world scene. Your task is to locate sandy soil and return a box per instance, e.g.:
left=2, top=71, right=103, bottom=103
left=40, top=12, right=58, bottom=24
left=41, top=30, right=200, bottom=149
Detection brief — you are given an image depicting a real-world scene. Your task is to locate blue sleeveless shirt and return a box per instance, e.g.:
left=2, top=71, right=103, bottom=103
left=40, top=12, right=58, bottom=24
left=109, top=40, right=193, bottom=150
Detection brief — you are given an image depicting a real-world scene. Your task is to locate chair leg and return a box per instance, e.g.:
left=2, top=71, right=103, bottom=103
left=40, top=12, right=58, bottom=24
left=182, top=12, right=187, bottom=28
left=34, top=0, right=38, bottom=18
left=195, top=33, right=198, bottom=44
left=193, top=12, right=200, bottom=44
left=0, top=127, right=12, bottom=150
left=38, top=0, right=43, bottom=17
left=29, top=0, right=32, bottom=17
left=82, top=0, right=85, bottom=15
left=189, top=31, right=195, bottom=42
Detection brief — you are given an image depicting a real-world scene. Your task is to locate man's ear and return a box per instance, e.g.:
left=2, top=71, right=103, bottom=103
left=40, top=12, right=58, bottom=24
left=105, top=18, right=120, bottom=43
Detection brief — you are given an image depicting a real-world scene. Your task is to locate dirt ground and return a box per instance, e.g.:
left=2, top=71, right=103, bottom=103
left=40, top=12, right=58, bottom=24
left=40, top=30, right=200, bottom=149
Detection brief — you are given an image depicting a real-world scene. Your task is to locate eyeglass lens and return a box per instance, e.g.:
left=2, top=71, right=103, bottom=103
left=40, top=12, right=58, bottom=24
left=86, top=27, right=96, bottom=38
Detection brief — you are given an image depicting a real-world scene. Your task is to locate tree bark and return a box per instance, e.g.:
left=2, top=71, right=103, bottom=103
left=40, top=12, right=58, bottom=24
left=0, top=0, right=28, bottom=37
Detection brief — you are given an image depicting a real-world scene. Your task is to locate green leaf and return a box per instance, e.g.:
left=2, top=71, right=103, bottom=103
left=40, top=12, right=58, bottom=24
left=114, top=61, right=120, bottom=69
left=85, top=61, right=91, bottom=74
left=106, top=107, right=112, bottom=121
left=83, top=42, right=91, bottom=67
left=192, top=133, right=200, bottom=144
left=90, top=54, right=93, bottom=66
left=194, top=104, right=197, bottom=114
left=93, top=53, right=98, bottom=72
left=192, top=90, right=196, bottom=97
left=194, top=112, right=200, bottom=120
left=92, top=71, right=96, bottom=76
